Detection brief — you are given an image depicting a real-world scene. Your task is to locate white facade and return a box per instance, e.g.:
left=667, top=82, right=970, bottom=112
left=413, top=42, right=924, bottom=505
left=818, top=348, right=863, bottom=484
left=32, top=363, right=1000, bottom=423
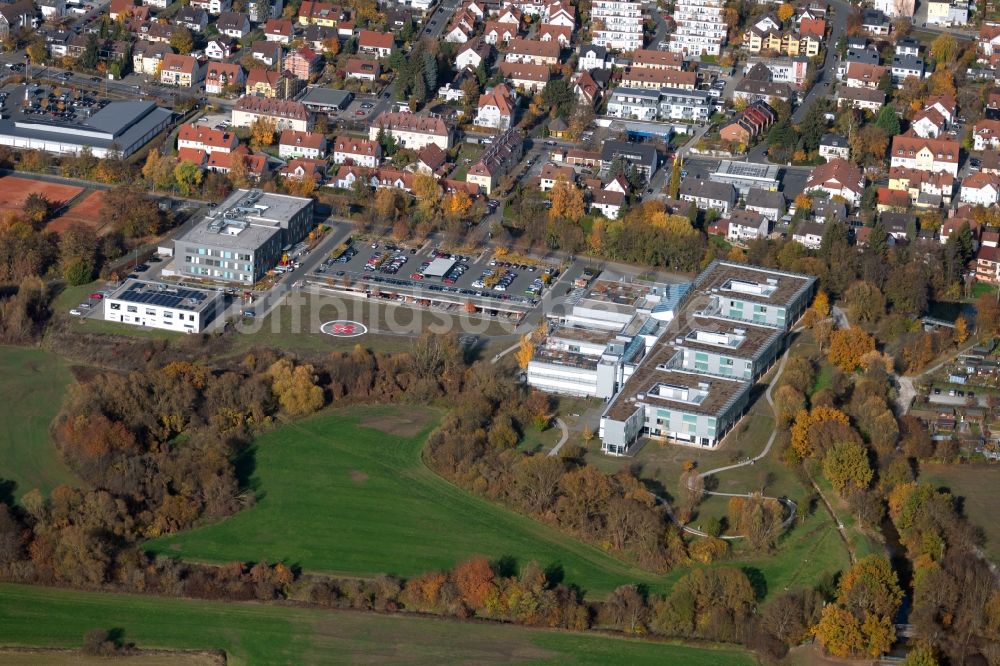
left=591, top=0, right=642, bottom=51
left=232, top=109, right=310, bottom=132
left=669, top=0, right=727, bottom=57
left=104, top=281, right=220, bottom=333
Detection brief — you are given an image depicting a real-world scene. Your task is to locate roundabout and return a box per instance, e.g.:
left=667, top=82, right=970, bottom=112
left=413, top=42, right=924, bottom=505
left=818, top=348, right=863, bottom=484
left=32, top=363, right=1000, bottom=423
left=320, top=320, right=368, bottom=338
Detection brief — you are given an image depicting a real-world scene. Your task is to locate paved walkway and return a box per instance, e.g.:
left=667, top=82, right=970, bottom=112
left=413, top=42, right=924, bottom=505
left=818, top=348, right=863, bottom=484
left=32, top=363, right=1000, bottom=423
left=547, top=418, right=569, bottom=457
left=491, top=341, right=521, bottom=364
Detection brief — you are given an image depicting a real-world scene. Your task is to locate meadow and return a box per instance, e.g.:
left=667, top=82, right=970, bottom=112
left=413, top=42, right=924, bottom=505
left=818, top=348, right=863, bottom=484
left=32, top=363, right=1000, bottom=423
left=922, top=463, right=1000, bottom=563
left=0, top=347, right=80, bottom=500
left=147, top=406, right=670, bottom=597
left=0, top=583, right=758, bottom=666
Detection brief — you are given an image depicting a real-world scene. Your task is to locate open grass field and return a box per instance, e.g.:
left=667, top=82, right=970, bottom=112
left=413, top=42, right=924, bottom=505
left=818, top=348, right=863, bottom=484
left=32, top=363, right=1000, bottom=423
left=0, top=347, right=80, bottom=501
left=922, top=463, right=1000, bottom=563
left=0, top=176, right=82, bottom=212
left=232, top=293, right=516, bottom=359
left=147, top=406, right=670, bottom=597
left=0, top=583, right=757, bottom=666
left=0, top=650, right=221, bottom=666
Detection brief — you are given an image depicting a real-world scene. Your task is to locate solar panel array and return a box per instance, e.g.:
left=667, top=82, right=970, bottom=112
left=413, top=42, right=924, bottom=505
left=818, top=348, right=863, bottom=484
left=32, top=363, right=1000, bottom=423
left=117, top=283, right=209, bottom=311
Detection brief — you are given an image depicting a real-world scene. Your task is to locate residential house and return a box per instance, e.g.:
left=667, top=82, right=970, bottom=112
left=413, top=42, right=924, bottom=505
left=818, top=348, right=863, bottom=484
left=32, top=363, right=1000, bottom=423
left=176, top=6, right=209, bottom=32
left=792, top=220, right=825, bottom=249
left=132, top=41, right=172, bottom=76
left=331, top=135, right=381, bottom=167
left=127, top=19, right=176, bottom=44
left=605, top=87, right=660, bottom=121
left=279, top=157, right=326, bottom=182
left=189, top=0, right=230, bottom=14
left=475, top=84, right=516, bottom=130
left=573, top=70, right=600, bottom=106
left=247, top=0, right=283, bottom=22
left=249, top=40, right=283, bottom=68
left=368, top=111, right=453, bottom=150
left=980, top=23, right=1000, bottom=59
left=799, top=16, right=825, bottom=38
left=177, top=124, right=239, bottom=154
left=483, top=20, right=518, bottom=45
left=206, top=146, right=268, bottom=180
left=972, top=119, right=1000, bottom=151
left=286, top=47, right=322, bottom=80
left=297, top=0, right=344, bottom=26
left=246, top=68, right=283, bottom=97
left=416, top=144, right=447, bottom=175
left=680, top=180, right=737, bottom=215
left=465, top=128, right=524, bottom=194
left=881, top=211, right=916, bottom=240
left=504, top=38, right=560, bottom=66
left=537, top=23, right=572, bottom=46
left=455, top=38, right=492, bottom=70
left=231, top=95, right=312, bottom=132
left=819, top=134, right=850, bottom=161
left=861, top=8, right=890, bottom=36
left=264, top=18, right=294, bottom=43
left=160, top=53, right=202, bottom=87
left=620, top=67, right=696, bottom=90
left=805, top=158, right=865, bottom=204
left=495, top=5, right=523, bottom=25
left=845, top=62, right=887, bottom=89
left=873, top=0, right=915, bottom=17
left=216, top=11, right=251, bottom=39
left=891, top=54, right=924, bottom=84
left=110, top=0, right=137, bottom=20
left=976, top=245, right=1000, bottom=284
left=719, top=100, right=775, bottom=146
left=911, top=107, right=947, bottom=138
left=600, top=140, right=658, bottom=179
left=890, top=135, right=960, bottom=176
left=539, top=163, right=576, bottom=191
left=279, top=129, right=328, bottom=159
left=727, top=210, right=770, bottom=243
left=205, top=38, right=234, bottom=60
left=358, top=30, right=394, bottom=58
left=0, top=0, right=35, bottom=41
left=836, top=86, right=886, bottom=112
left=38, top=0, right=66, bottom=20
left=924, top=94, right=956, bottom=124
left=743, top=57, right=809, bottom=87
left=346, top=58, right=380, bottom=81
left=889, top=166, right=955, bottom=204
left=499, top=61, right=550, bottom=91
left=745, top=188, right=784, bottom=222
left=630, top=49, right=685, bottom=70
left=545, top=1, right=575, bottom=26
left=590, top=189, right=625, bottom=220
left=205, top=62, right=244, bottom=94
left=960, top=172, right=1000, bottom=205
left=302, top=24, right=339, bottom=52
left=577, top=43, right=610, bottom=70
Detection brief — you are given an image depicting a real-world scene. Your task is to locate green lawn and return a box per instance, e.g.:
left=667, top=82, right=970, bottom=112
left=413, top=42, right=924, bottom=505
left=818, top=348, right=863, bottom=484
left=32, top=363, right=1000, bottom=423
left=0, top=347, right=81, bottom=500
left=147, top=406, right=670, bottom=597
left=922, top=463, right=1000, bottom=564
left=0, top=583, right=758, bottom=666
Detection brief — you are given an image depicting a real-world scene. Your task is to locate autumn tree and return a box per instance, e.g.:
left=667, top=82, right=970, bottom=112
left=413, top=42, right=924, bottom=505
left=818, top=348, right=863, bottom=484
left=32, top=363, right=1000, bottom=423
left=828, top=326, right=876, bottom=372
left=777, top=2, right=796, bottom=21
left=790, top=406, right=851, bottom=460
left=412, top=173, right=442, bottom=224
left=443, top=190, right=473, bottom=221
left=170, top=27, right=194, bottom=55
left=23, top=193, right=51, bottom=226
left=822, top=440, right=873, bottom=496
left=953, top=315, right=968, bottom=345
left=249, top=117, right=277, bottom=150
left=812, top=289, right=830, bottom=318
left=173, top=160, right=204, bottom=196
left=773, top=384, right=806, bottom=429
left=453, top=557, right=495, bottom=609
left=668, top=157, right=681, bottom=199
left=373, top=187, right=400, bottom=222
left=929, top=33, right=957, bottom=65
left=515, top=333, right=534, bottom=369
left=548, top=181, right=585, bottom=223
left=266, top=358, right=325, bottom=417
left=850, top=124, right=889, bottom=166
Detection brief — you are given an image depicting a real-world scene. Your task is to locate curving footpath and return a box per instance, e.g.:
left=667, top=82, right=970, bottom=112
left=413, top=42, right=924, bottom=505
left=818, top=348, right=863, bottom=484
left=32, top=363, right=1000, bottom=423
left=547, top=418, right=569, bottom=457
left=658, top=334, right=803, bottom=540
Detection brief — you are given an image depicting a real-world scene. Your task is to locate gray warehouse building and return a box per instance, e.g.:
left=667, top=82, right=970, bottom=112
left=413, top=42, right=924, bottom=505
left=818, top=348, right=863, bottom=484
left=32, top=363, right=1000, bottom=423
left=0, top=85, right=173, bottom=158
left=174, top=189, right=314, bottom=285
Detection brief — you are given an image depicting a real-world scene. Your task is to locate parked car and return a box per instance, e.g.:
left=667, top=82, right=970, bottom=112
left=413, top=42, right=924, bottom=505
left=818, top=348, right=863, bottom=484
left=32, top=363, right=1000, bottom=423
left=69, top=309, right=83, bottom=316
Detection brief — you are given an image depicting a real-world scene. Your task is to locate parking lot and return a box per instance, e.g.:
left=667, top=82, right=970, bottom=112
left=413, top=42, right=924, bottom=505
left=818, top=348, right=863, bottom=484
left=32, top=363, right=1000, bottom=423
left=312, top=240, right=562, bottom=313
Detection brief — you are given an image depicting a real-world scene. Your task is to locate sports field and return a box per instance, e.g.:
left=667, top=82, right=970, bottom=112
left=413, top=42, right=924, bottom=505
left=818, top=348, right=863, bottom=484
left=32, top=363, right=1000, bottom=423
left=47, top=191, right=108, bottom=233
left=922, top=463, right=1000, bottom=563
left=0, top=347, right=80, bottom=500
left=0, top=583, right=757, bottom=666
left=148, top=406, right=668, bottom=597
left=0, top=176, right=82, bottom=212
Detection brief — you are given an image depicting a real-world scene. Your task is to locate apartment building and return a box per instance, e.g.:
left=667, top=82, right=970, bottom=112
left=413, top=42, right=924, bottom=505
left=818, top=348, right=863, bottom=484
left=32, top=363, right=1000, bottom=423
left=669, top=0, right=727, bottom=57
left=368, top=111, right=453, bottom=150
left=591, top=0, right=642, bottom=51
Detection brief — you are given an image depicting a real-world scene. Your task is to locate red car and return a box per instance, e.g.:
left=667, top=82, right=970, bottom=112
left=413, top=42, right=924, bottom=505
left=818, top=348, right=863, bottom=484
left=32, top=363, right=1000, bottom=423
left=410, top=272, right=424, bottom=280
left=89, top=293, right=103, bottom=300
